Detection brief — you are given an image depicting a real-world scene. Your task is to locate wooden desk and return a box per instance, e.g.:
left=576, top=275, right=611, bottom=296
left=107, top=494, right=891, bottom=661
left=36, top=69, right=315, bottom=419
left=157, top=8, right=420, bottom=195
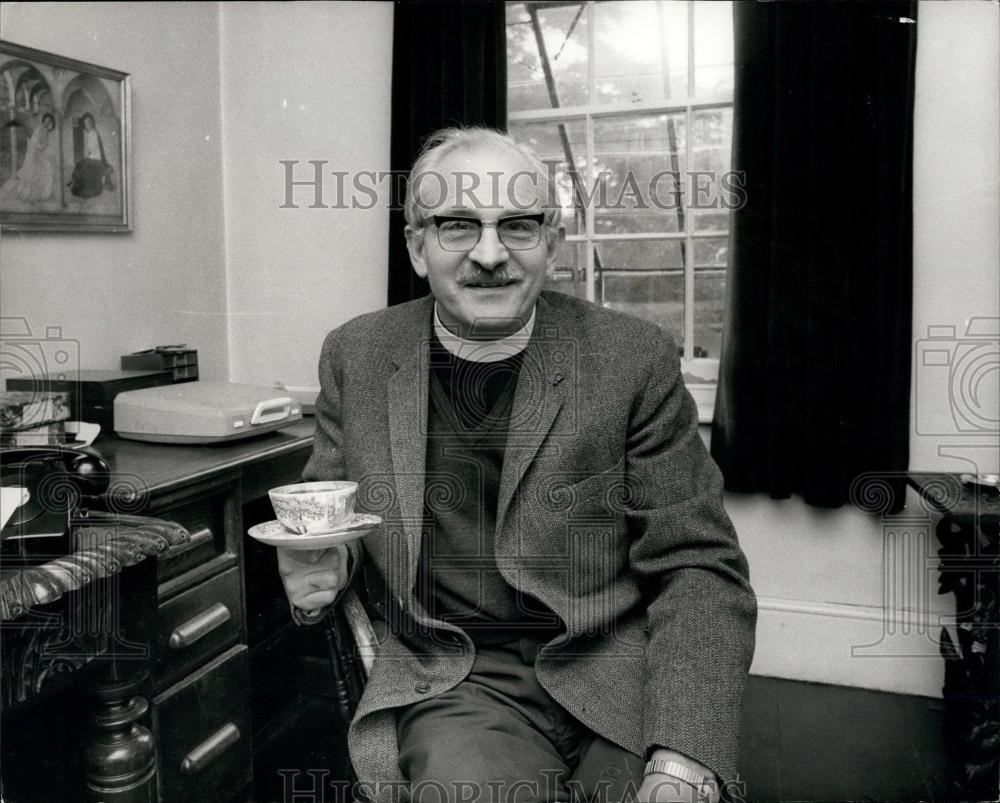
left=1, top=420, right=316, bottom=802
left=1, top=522, right=168, bottom=803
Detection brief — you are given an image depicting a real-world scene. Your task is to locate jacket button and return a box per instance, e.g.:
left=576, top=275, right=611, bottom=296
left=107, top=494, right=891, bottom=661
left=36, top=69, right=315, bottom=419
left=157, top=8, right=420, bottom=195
left=415, top=682, right=431, bottom=694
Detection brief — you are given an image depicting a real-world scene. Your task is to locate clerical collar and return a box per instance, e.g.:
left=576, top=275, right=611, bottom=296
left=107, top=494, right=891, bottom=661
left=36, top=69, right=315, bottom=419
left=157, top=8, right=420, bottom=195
left=432, top=303, right=535, bottom=363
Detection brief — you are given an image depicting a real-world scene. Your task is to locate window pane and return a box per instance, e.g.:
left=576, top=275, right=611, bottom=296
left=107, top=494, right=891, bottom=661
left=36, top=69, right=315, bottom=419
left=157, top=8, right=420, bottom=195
left=548, top=240, right=588, bottom=301
left=509, top=119, right=586, bottom=235
left=692, top=210, right=729, bottom=233
left=692, top=145, right=729, bottom=174
left=694, top=271, right=726, bottom=358
left=693, top=108, right=732, bottom=148
left=693, top=236, right=728, bottom=268
left=596, top=239, right=684, bottom=271
left=694, top=1, right=734, bottom=96
left=593, top=114, right=687, bottom=234
left=689, top=108, right=733, bottom=212
left=507, top=2, right=589, bottom=112
left=595, top=1, right=688, bottom=105
left=601, top=272, right=685, bottom=347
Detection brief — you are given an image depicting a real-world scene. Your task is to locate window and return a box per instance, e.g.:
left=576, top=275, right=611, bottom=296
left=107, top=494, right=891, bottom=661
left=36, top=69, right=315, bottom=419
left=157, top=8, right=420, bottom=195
left=506, top=1, right=735, bottom=419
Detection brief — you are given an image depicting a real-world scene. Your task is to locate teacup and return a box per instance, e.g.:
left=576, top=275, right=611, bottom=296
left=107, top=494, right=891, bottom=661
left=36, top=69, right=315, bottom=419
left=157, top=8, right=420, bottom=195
left=268, top=480, right=358, bottom=534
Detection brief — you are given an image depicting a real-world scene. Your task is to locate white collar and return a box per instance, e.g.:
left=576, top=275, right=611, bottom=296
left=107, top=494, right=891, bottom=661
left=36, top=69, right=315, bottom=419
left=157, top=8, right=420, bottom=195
left=432, top=303, right=535, bottom=363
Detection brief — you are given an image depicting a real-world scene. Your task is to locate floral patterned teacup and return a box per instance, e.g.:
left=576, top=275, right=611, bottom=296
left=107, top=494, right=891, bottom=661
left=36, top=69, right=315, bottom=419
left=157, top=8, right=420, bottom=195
left=268, top=481, right=357, bottom=534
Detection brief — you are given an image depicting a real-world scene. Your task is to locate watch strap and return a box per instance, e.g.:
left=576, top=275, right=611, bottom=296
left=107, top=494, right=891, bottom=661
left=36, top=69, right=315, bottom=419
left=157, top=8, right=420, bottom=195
left=643, top=759, right=712, bottom=790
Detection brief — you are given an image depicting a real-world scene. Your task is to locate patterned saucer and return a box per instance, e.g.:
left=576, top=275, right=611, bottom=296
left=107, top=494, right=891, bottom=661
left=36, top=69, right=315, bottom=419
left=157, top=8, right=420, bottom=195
left=247, top=513, right=381, bottom=549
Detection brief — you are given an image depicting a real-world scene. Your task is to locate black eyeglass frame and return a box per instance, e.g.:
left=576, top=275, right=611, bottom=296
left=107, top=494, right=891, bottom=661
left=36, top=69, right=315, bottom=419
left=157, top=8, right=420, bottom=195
left=429, top=213, right=547, bottom=252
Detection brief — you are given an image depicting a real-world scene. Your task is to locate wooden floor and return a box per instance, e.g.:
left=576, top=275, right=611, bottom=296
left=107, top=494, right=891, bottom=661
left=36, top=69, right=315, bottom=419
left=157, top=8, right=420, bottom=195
left=252, top=675, right=971, bottom=802
left=738, top=676, right=961, bottom=802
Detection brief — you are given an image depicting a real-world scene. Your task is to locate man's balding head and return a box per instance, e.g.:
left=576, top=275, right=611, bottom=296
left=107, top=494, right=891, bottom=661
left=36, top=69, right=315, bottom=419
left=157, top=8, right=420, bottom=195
left=404, top=127, right=561, bottom=232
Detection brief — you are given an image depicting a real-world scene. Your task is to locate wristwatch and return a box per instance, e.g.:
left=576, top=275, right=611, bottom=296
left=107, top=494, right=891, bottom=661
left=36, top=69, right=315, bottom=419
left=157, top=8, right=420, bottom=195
left=643, top=759, right=714, bottom=791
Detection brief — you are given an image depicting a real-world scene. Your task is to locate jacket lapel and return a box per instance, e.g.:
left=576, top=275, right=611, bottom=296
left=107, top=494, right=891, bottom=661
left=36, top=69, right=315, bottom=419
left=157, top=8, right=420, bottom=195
left=386, top=297, right=433, bottom=594
left=495, top=296, right=572, bottom=536
left=385, top=295, right=575, bottom=591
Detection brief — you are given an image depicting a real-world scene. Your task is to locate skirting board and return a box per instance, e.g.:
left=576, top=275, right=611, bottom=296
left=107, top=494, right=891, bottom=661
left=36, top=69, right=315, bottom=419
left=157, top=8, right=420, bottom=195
left=749, top=596, right=947, bottom=698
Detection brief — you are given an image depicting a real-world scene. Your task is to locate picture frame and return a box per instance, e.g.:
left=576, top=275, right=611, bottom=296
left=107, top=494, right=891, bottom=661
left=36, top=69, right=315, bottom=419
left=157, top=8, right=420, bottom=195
left=0, top=41, right=132, bottom=233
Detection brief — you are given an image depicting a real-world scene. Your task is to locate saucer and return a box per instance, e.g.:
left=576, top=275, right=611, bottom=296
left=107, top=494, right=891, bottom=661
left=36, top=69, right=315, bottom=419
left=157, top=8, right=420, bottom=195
left=247, top=513, right=381, bottom=549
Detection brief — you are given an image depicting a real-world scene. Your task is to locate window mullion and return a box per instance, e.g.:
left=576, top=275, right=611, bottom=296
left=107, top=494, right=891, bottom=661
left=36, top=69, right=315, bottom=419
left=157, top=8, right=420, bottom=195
left=585, top=0, right=597, bottom=305
left=507, top=96, right=732, bottom=123
left=683, top=0, right=696, bottom=362
left=584, top=112, right=595, bottom=305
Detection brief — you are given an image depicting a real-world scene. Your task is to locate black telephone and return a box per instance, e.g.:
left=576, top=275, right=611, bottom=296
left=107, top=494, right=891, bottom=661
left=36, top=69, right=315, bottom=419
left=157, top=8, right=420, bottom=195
left=1, top=446, right=111, bottom=561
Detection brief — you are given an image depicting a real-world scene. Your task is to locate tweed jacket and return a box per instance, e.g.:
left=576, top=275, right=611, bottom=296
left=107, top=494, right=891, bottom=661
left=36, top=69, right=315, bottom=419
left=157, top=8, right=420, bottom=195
left=301, top=291, right=756, bottom=801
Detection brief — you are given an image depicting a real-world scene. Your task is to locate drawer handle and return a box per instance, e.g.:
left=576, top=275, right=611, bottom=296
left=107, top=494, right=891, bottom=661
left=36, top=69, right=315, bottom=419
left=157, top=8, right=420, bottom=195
left=180, top=722, right=241, bottom=775
left=169, top=602, right=231, bottom=650
left=166, top=526, right=214, bottom=557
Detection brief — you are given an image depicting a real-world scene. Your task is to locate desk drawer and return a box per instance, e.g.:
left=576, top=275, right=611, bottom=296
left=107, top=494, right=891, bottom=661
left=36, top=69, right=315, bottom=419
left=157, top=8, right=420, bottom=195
left=152, top=645, right=252, bottom=803
left=155, top=479, right=237, bottom=587
left=156, top=567, right=243, bottom=689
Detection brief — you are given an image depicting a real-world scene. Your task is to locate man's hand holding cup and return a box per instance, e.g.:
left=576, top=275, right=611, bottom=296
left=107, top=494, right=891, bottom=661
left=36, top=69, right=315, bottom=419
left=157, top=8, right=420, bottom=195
left=277, top=544, right=349, bottom=611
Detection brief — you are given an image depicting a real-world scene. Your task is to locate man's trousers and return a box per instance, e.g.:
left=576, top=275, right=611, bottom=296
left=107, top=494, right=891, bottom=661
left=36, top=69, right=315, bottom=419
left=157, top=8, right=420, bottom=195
left=396, top=636, right=645, bottom=803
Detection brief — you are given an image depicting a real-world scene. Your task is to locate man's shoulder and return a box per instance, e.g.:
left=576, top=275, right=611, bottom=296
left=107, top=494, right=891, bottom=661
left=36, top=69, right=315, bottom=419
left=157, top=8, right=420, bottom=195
left=539, top=290, right=673, bottom=351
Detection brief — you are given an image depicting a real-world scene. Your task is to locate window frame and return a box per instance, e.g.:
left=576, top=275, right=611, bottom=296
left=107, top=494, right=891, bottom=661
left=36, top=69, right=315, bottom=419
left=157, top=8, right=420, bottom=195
left=507, top=0, right=734, bottom=420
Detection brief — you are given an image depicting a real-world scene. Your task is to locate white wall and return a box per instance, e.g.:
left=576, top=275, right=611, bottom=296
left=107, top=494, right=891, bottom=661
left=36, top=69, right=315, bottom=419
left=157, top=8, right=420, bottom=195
left=0, top=2, right=229, bottom=381
left=0, top=1, right=392, bottom=390
left=740, top=0, right=1000, bottom=698
left=910, top=0, right=1000, bottom=476
left=220, top=2, right=392, bottom=388
left=735, top=488, right=952, bottom=697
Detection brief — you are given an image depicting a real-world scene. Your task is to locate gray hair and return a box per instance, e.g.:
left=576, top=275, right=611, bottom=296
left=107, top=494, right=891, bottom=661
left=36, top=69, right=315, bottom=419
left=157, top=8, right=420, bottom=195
left=403, top=126, right=561, bottom=230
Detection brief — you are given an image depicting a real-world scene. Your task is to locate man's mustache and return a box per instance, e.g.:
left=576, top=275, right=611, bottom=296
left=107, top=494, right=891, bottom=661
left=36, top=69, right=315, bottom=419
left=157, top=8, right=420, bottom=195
left=457, top=266, right=524, bottom=287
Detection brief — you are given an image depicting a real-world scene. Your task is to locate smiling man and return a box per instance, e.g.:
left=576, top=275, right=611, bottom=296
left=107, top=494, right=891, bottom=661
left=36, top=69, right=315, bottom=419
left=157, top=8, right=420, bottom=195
left=277, top=128, right=756, bottom=803
left=405, top=140, right=552, bottom=340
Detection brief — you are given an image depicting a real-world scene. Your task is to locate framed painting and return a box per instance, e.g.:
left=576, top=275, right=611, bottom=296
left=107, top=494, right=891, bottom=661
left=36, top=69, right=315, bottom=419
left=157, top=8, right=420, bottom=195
left=0, top=41, right=132, bottom=232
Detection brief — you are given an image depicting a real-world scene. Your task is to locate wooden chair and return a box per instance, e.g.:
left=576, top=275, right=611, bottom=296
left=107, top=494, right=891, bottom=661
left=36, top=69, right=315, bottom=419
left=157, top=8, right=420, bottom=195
left=321, top=589, right=375, bottom=720
left=318, top=587, right=376, bottom=788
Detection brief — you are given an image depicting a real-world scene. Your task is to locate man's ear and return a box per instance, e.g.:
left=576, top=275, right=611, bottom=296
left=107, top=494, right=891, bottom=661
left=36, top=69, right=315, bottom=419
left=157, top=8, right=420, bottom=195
left=405, top=224, right=428, bottom=279
left=544, top=224, right=566, bottom=271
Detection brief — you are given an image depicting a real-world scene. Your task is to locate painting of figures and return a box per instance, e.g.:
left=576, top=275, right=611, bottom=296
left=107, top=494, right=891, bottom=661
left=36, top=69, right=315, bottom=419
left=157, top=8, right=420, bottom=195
left=0, top=41, right=131, bottom=231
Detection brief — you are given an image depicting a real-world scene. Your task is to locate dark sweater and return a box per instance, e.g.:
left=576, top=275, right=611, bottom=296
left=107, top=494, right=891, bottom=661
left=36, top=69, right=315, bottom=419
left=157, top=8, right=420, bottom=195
left=414, top=334, right=562, bottom=644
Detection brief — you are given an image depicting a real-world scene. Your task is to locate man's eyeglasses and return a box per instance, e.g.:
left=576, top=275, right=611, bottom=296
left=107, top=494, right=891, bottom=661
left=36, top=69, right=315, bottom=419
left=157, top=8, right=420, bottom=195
left=430, top=214, right=545, bottom=252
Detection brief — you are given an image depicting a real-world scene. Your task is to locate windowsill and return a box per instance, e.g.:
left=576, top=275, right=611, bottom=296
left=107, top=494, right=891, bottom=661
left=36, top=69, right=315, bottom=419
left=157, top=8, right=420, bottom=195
left=681, top=358, right=718, bottom=425
left=690, top=384, right=717, bottom=424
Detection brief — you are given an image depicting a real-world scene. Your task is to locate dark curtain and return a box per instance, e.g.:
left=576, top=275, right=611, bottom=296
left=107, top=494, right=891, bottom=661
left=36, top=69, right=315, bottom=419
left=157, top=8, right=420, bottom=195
left=387, top=0, right=508, bottom=306
left=711, top=2, right=918, bottom=509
